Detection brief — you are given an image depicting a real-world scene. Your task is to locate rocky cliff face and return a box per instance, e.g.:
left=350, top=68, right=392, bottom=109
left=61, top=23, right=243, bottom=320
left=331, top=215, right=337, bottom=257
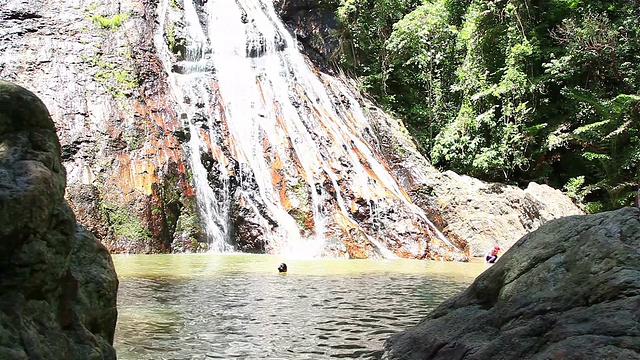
left=275, top=0, right=340, bottom=74
left=0, top=0, right=582, bottom=258
left=0, top=0, right=199, bottom=253
left=0, top=80, right=117, bottom=359
left=383, top=207, right=640, bottom=359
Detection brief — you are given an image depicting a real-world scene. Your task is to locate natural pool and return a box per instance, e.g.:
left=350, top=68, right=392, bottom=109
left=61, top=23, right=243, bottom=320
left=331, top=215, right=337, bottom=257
left=113, top=254, right=487, bottom=359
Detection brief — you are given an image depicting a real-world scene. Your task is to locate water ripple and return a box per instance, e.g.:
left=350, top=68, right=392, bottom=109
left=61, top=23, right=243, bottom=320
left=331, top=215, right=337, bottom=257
left=114, top=256, right=483, bottom=359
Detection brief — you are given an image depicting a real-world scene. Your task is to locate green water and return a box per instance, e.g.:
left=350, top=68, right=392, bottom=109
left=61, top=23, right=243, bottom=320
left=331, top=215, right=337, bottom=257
left=113, top=254, right=487, bottom=359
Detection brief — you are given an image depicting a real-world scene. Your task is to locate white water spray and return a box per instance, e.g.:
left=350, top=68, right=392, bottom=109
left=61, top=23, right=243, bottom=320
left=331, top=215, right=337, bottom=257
left=153, top=0, right=460, bottom=257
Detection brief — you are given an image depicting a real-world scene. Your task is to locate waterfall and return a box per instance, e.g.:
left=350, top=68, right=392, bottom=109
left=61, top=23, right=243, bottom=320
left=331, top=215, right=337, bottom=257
left=154, top=0, right=461, bottom=258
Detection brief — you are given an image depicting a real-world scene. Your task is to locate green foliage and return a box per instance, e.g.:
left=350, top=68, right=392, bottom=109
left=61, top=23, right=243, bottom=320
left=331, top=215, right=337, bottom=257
left=122, top=130, right=143, bottom=150
left=91, top=13, right=130, bottom=30
left=174, top=202, right=204, bottom=252
left=175, top=209, right=201, bottom=235
left=337, top=0, right=422, bottom=95
left=385, top=0, right=459, bottom=152
left=427, top=0, right=538, bottom=181
left=288, top=180, right=311, bottom=228
left=166, top=22, right=186, bottom=58
left=95, top=68, right=137, bottom=87
left=167, top=22, right=177, bottom=51
left=334, top=0, right=640, bottom=211
left=563, top=176, right=586, bottom=203
left=560, top=90, right=640, bottom=210
left=85, top=55, right=138, bottom=97
left=101, top=202, right=152, bottom=241
left=162, top=173, right=203, bottom=251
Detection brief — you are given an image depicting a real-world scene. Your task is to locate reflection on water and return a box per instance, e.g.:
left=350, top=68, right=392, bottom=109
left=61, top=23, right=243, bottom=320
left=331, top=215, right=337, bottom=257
left=113, top=254, right=487, bottom=359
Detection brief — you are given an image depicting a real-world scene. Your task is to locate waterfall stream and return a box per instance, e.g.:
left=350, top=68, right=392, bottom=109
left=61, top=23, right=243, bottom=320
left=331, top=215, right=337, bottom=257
left=154, top=0, right=460, bottom=258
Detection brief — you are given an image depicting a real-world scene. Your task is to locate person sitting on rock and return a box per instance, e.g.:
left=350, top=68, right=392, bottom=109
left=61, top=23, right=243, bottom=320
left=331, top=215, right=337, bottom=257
left=485, top=245, right=500, bottom=264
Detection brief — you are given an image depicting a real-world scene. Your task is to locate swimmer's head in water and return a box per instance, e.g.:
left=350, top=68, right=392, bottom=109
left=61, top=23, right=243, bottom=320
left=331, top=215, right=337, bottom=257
left=278, top=263, right=287, bottom=273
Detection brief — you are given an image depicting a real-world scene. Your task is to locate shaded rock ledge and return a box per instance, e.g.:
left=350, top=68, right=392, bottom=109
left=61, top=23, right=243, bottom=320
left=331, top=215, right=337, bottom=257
left=0, top=80, right=118, bottom=359
left=383, top=206, right=640, bottom=359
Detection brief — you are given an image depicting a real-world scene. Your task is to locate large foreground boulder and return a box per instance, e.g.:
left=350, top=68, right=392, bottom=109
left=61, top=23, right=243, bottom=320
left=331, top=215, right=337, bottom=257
left=383, top=207, right=640, bottom=359
left=0, top=80, right=118, bottom=359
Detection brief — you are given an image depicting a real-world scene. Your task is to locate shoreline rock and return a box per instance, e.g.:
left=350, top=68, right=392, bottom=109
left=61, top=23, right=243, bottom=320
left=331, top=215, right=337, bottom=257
left=383, top=207, right=640, bottom=359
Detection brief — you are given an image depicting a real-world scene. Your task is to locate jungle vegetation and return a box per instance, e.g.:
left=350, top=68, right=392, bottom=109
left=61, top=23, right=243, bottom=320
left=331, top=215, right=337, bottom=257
left=335, top=0, right=640, bottom=212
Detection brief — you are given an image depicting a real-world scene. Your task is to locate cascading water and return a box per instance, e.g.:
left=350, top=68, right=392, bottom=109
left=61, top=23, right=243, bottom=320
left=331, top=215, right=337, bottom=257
left=155, top=0, right=463, bottom=258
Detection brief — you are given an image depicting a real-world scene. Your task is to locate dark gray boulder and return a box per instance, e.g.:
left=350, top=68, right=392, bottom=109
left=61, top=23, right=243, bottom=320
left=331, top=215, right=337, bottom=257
left=383, top=206, right=640, bottom=359
left=0, top=80, right=118, bottom=359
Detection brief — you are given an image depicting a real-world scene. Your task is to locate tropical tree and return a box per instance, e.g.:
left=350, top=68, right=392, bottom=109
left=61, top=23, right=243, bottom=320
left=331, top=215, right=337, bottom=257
left=334, top=0, right=640, bottom=210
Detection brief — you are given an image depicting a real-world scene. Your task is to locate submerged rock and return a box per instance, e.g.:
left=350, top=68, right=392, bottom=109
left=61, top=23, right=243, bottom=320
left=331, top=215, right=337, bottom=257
left=383, top=206, right=640, bottom=359
left=0, top=80, right=118, bottom=359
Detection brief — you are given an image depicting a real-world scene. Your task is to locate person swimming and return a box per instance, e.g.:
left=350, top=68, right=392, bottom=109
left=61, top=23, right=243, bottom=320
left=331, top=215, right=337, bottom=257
left=485, top=245, right=500, bottom=264
left=278, top=263, right=287, bottom=273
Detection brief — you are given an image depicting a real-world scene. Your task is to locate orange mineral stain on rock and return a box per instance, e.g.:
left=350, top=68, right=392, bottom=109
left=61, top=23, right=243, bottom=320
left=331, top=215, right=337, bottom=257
left=333, top=211, right=357, bottom=231
left=116, top=155, right=158, bottom=195
left=269, top=153, right=292, bottom=210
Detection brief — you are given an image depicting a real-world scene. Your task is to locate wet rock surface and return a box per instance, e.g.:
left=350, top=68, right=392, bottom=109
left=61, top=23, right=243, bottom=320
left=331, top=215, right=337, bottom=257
left=383, top=207, right=640, bottom=360
left=276, top=0, right=340, bottom=74
left=1, top=0, right=582, bottom=258
left=0, top=80, right=117, bottom=359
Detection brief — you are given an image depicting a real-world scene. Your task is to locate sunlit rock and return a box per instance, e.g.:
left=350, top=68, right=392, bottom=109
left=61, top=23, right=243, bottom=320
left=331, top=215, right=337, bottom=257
left=366, top=101, right=584, bottom=256
left=0, top=0, right=197, bottom=253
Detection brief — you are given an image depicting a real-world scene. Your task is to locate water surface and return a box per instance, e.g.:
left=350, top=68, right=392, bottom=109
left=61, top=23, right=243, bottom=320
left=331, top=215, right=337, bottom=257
left=113, top=254, right=487, bottom=359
